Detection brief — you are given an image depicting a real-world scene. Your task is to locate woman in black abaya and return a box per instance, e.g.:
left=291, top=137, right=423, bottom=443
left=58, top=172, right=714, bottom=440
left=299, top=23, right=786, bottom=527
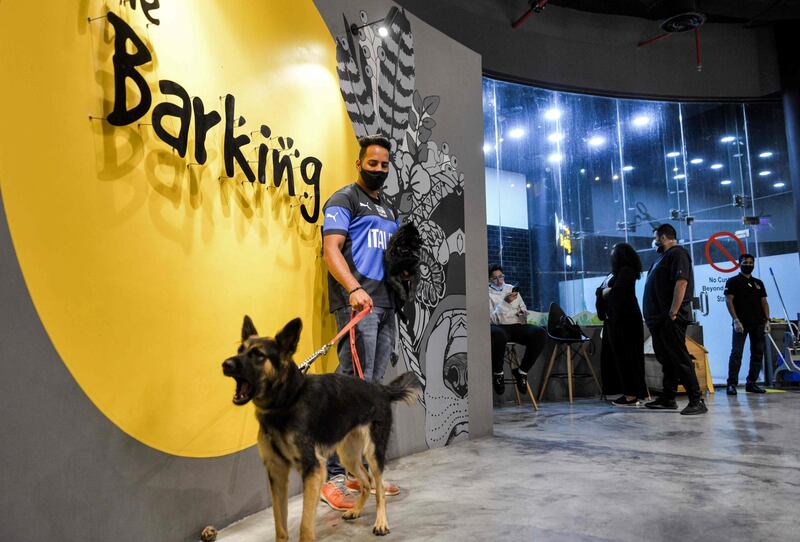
left=601, top=243, right=647, bottom=406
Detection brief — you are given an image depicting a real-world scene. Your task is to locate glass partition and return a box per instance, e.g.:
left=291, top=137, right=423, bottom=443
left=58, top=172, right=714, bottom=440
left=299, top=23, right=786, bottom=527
left=483, top=77, right=800, bottom=383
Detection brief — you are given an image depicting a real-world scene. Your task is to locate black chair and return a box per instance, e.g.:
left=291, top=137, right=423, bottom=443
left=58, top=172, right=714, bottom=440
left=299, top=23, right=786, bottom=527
left=539, top=303, right=603, bottom=403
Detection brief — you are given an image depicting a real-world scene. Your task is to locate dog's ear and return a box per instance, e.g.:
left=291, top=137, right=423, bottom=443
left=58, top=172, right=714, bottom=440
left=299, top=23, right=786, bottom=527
left=242, top=315, right=258, bottom=342
left=276, top=318, right=302, bottom=356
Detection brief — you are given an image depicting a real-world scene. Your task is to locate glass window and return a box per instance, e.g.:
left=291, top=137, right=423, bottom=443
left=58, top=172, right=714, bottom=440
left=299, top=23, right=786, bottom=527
left=484, top=77, right=799, bottom=383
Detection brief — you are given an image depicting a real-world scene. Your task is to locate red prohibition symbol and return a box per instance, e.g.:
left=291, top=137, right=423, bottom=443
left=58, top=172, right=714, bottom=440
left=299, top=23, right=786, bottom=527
left=705, top=231, right=745, bottom=273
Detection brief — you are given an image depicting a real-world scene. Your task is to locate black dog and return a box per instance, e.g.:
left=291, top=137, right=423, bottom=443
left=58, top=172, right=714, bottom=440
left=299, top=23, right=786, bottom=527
left=222, top=316, right=421, bottom=541
left=384, top=221, right=422, bottom=321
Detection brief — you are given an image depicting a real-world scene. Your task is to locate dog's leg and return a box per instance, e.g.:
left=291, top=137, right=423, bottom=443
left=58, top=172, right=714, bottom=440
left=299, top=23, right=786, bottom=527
left=299, top=459, right=325, bottom=542
left=258, top=432, right=290, bottom=542
left=266, top=460, right=290, bottom=542
left=365, top=449, right=390, bottom=536
left=337, top=430, right=370, bottom=520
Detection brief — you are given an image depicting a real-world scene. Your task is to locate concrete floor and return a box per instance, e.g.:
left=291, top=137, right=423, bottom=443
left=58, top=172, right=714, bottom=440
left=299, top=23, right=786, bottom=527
left=218, top=391, right=800, bottom=541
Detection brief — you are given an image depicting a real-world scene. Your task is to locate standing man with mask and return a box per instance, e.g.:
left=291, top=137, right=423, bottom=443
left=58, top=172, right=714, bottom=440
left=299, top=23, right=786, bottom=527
left=724, top=253, right=770, bottom=395
left=320, top=135, right=401, bottom=510
left=643, top=224, right=707, bottom=415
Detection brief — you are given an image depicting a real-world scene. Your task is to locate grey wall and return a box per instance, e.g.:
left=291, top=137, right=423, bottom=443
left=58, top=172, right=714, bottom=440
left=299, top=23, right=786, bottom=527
left=395, top=0, right=781, bottom=101
left=314, top=0, right=492, bottom=443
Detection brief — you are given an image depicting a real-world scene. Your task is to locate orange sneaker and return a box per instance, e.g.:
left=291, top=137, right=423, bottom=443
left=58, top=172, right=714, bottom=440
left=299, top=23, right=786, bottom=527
left=345, top=475, right=400, bottom=496
left=320, top=475, right=355, bottom=511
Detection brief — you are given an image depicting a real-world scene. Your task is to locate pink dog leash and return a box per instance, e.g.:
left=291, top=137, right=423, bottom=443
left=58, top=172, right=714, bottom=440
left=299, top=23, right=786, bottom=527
left=298, top=307, right=370, bottom=376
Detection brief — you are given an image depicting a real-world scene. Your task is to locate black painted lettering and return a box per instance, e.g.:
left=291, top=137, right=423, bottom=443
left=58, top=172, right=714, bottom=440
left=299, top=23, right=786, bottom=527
left=223, top=94, right=255, bottom=182
left=106, top=11, right=153, bottom=126
left=152, top=80, right=190, bottom=157
left=272, top=149, right=295, bottom=196
left=299, top=156, right=322, bottom=223
left=192, top=97, right=221, bottom=165
left=130, top=0, right=161, bottom=25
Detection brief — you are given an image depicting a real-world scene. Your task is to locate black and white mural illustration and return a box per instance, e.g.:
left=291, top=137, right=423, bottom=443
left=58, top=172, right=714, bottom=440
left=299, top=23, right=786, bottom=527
left=336, top=7, right=468, bottom=447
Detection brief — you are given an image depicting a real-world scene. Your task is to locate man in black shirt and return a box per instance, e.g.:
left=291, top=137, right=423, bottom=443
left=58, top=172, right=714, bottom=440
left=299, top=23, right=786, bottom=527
left=723, top=253, right=770, bottom=395
left=642, top=224, right=707, bottom=415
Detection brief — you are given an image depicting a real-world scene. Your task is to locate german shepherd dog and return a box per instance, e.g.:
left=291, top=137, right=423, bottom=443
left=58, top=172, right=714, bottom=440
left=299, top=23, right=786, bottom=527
left=222, top=316, right=421, bottom=541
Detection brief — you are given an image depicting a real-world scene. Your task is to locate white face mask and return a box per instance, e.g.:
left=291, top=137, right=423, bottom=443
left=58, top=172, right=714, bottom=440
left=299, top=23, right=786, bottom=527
left=652, top=238, right=661, bottom=250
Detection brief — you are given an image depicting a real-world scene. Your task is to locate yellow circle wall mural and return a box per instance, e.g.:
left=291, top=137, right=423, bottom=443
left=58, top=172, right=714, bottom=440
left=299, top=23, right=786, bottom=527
left=0, top=1, right=356, bottom=457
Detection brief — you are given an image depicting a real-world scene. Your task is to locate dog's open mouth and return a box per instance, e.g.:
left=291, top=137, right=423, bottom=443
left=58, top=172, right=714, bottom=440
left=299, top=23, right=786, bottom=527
left=232, top=378, right=253, bottom=405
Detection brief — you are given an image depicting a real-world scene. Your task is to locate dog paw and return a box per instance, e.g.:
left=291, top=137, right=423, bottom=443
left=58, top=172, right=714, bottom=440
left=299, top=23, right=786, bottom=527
left=342, top=510, right=361, bottom=521
left=372, top=524, right=390, bottom=536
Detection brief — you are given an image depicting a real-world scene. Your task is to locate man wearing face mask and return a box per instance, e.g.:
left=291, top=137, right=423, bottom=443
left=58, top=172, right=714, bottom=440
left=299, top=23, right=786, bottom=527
left=320, top=135, right=401, bottom=510
left=723, top=253, right=770, bottom=395
left=643, top=224, right=707, bottom=415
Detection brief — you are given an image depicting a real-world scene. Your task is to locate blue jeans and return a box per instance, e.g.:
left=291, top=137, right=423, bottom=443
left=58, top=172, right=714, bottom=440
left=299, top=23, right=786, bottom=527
left=333, top=306, right=396, bottom=382
left=727, top=323, right=765, bottom=386
left=327, top=306, right=397, bottom=479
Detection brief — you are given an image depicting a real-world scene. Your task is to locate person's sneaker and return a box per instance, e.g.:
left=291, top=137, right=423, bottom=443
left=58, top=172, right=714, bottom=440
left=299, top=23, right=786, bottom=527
left=644, top=397, right=678, bottom=410
left=320, top=475, right=355, bottom=511
left=612, top=395, right=641, bottom=407
left=492, top=372, right=505, bottom=395
left=745, top=383, right=766, bottom=393
left=511, top=368, right=528, bottom=395
left=345, top=475, right=400, bottom=496
left=681, top=399, right=708, bottom=416
left=726, top=385, right=737, bottom=396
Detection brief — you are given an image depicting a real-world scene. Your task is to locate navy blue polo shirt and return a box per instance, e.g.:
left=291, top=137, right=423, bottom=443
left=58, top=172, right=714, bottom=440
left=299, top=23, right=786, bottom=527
left=322, top=183, right=399, bottom=312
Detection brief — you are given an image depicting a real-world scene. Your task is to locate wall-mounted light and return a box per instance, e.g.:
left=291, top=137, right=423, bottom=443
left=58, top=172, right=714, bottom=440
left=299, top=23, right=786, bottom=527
left=350, top=11, right=398, bottom=38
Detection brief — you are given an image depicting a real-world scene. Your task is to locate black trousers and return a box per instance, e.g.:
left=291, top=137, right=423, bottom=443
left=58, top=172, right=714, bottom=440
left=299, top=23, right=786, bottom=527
left=490, top=324, right=547, bottom=374
left=727, top=324, right=765, bottom=386
left=648, top=318, right=701, bottom=402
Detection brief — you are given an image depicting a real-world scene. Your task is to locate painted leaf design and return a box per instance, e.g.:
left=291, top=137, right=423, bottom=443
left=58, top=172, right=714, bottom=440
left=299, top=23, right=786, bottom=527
left=422, top=95, right=440, bottom=115
left=413, top=90, right=423, bottom=114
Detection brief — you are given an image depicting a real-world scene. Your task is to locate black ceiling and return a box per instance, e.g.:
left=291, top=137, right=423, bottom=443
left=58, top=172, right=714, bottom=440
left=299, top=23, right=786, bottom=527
left=543, top=0, right=800, bottom=25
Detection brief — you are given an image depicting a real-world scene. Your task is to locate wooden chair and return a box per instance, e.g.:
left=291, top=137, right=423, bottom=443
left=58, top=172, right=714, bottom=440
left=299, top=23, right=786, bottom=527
left=539, top=303, right=603, bottom=403
left=504, top=342, right=539, bottom=410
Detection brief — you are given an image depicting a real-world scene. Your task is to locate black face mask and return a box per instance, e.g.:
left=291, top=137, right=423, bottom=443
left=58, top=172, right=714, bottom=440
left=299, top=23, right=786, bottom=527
left=360, top=169, right=388, bottom=191
left=740, top=264, right=754, bottom=275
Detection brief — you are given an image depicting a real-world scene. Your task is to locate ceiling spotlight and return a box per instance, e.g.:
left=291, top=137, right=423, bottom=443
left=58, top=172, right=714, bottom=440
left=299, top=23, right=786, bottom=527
left=720, top=179, right=732, bottom=186
left=673, top=167, right=679, bottom=172
left=526, top=183, right=532, bottom=188
left=674, top=174, right=686, bottom=179
left=612, top=174, right=619, bottom=180
left=759, top=151, right=773, bottom=158
left=690, top=158, right=704, bottom=165
left=588, top=135, right=605, bottom=147
left=666, top=151, right=681, bottom=158
left=482, top=143, right=493, bottom=153
left=377, top=25, right=389, bottom=37
left=580, top=168, right=586, bottom=174
left=773, top=181, right=786, bottom=188
left=710, top=163, right=723, bottom=170
left=622, top=165, right=634, bottom=172
left=547, top=132, right=565, bottom=143
left=758, top=170, right=772, bottom=176
left=544, top=108, right=562, bottom=121
left=632, top=115, right=651, bottom=127
left=594, top=176, right=600, bottom=181
left=720, top=136, right=736, bottom=143
left=547, top=152, right=563, bottom=163
left=508, top=127, right=526, bottom=139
